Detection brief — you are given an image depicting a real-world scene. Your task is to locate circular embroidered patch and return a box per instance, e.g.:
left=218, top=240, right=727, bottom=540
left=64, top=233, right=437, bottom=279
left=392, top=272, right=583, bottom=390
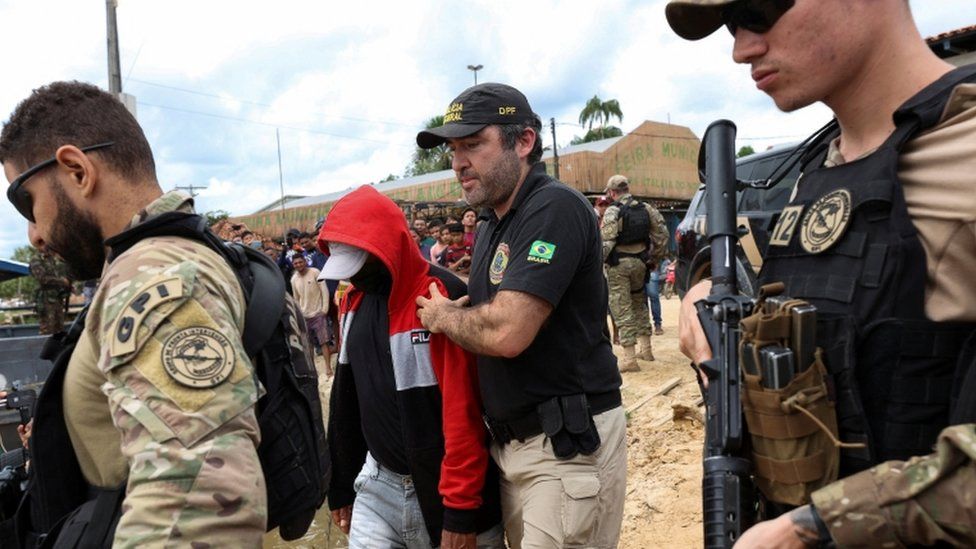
left=161, top=327, right=235, bottom=388
left=800, top=189, right=852, bottom=254
left=489, top=243, right=510, bottom=285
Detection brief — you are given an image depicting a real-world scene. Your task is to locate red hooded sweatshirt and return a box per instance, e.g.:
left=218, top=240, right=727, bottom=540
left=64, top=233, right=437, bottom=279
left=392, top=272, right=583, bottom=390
left=318, top=186, right=500, bottom=541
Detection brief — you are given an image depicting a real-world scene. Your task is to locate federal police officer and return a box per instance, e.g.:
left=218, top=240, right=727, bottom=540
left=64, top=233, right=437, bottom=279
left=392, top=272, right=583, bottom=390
left=601, top=174, right=669, bottom=372
left=669, top=0, right=976, bottom=546
left=416, top=83, right=627, bottom=548
left=1, top=81, right=266, bottom=547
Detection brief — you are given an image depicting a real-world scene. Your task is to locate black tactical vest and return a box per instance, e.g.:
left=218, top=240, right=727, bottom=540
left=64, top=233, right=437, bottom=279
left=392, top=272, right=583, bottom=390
left=759, top=65, right=976, bottom=476
left=14, top=309, right=122, bottom=549
left=613, top=197, right=651, bottom=245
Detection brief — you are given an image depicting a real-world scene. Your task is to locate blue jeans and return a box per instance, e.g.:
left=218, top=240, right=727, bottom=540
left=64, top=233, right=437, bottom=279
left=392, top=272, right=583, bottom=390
left=350, top=453, right=505, bottom=549
left=645, top=271, right=662, bottom=327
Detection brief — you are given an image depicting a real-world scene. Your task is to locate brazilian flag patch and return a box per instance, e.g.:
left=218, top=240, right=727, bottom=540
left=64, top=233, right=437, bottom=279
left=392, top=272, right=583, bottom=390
left=527, top=240, right=556, bottom=264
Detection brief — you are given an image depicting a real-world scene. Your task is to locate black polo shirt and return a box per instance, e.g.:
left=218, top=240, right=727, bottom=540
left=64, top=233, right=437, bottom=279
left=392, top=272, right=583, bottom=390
left=469, top=163, right=621, bottom=422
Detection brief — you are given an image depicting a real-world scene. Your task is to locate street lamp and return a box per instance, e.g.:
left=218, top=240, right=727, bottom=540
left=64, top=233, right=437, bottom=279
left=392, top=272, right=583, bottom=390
left=467, top=64, right=483, bottom=85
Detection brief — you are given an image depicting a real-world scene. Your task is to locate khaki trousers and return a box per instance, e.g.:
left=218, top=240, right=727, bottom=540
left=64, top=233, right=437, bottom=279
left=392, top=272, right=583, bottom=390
left=490, top=407, right=627, bottom=548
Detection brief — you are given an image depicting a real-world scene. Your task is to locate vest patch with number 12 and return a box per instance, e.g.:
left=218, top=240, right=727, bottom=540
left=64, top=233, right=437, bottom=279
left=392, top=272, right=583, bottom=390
left=769, top=205, right=804, bottom=247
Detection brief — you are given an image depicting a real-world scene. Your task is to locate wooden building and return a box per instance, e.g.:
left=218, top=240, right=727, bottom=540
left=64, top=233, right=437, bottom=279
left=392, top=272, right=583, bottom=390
left=230, top=120, right=701, bottom=238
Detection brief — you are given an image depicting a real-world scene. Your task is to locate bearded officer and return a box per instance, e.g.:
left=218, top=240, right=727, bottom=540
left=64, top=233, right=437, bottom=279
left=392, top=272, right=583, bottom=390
left=1, top=81, right=265, bottom=547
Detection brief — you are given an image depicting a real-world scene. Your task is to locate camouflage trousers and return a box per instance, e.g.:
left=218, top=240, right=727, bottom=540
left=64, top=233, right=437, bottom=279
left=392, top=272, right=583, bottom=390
left=607, top=257, right=651, bottom=347
left=35, top=290, right=68, bottom=335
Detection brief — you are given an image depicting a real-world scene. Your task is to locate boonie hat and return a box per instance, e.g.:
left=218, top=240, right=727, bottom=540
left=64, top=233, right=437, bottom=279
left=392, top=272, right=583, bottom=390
left=605, top=174, right=630, bottom=193
left=665, top=0, right=737, bottom=40
left=417, top=83, right=538, bottom=149
left=320, top=242, right=370, bottom=280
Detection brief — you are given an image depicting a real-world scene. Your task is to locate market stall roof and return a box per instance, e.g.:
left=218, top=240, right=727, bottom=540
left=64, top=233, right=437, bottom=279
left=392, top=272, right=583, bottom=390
left=0, top=259, right=29, bottom=283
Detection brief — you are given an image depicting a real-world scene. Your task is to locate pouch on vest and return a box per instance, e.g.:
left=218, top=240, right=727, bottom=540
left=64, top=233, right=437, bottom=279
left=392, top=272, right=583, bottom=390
left=739, top=284, right=861, bottom=506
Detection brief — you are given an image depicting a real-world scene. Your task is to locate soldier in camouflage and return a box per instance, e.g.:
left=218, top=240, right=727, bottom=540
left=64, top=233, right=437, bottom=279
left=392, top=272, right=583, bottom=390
left=601, top=174, right=668, bottom=372
left=29, top=251, right=70, bottom=335
left=1, top=82, right=265, bottom=546
left=735, top=423, right=976, bottom=548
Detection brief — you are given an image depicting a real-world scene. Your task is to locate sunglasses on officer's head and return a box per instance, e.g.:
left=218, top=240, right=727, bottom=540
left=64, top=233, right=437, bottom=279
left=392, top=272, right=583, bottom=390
left=723, top=0, right=795, bottom=36
left=6, top=142, right=114, bottom=223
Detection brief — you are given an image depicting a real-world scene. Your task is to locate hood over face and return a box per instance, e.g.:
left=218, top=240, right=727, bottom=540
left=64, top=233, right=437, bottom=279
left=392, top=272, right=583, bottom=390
left=317, top=185, right=432, bottom=310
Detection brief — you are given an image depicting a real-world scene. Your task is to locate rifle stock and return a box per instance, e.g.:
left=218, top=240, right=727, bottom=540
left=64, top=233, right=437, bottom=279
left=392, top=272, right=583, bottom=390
left=696, top=120, right=756, bottom=548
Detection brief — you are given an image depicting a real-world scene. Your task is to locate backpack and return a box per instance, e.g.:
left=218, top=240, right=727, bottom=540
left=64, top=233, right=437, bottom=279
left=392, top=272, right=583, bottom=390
left=105, top=211, right=330, bottom=541
left=614, top=197, right=652, bottom=245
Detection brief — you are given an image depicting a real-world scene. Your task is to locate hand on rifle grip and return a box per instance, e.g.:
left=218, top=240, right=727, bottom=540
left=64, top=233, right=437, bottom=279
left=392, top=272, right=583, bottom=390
left=679, top=280, right=714, bottom=388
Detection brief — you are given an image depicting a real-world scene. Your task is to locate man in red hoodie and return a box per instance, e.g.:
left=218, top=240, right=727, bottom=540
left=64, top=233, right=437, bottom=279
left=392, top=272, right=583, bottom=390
left=317, top=185, right=502, bottom=549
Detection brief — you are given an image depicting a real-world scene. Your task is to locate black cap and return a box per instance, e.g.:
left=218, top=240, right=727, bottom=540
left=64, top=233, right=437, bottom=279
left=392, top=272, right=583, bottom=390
left=416, top=83, right=538, bottom=149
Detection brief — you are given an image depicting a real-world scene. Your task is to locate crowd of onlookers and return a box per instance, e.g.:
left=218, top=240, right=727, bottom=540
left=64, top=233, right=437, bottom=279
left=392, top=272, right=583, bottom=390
left=219, top=199, right=677, bottom=358
left=409, top=207, right=478, bottom=279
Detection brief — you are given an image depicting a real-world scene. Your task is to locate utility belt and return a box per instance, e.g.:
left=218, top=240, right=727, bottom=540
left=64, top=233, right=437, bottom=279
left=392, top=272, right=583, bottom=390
left=483, top=391, right=620, bottom=459
left=605, top=244, right=647, bottom=265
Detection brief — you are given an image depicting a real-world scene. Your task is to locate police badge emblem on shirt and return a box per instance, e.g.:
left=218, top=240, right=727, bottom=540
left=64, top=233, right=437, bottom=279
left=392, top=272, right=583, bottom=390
left=799, top=189, right=852, bottom=254
left=489, top=243, right=510, bottom=285
left=162, top=326, right=236, bottom=388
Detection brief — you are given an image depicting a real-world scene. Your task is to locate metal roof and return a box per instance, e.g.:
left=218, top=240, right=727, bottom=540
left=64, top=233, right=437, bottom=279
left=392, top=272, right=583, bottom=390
left=0, top=259, right=29, bottom=283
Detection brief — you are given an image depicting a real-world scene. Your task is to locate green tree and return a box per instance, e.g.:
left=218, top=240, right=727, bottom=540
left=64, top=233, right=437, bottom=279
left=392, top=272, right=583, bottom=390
left=0, top=245, right=38, bottom=301
left=574, top=95, right=624, bottom=144
left=578, top=95, right=623, bottom=131
left=570, top=126, right=624, bottom=145
left=406, top=115, right=453, bottom=177
left=737, top=145, right=756, bottom=158
left=204, top=209, right=230, bottom=226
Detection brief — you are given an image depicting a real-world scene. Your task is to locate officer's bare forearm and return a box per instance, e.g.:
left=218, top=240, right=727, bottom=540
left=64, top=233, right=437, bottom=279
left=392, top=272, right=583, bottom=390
left=427, top=302, right=511, bottom=357
left=425, top=290, right=551, bottom=358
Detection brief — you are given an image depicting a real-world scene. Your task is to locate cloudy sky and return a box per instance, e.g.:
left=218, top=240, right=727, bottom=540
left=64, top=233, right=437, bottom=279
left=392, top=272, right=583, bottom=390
left=0, top=0, right=972, bottom=258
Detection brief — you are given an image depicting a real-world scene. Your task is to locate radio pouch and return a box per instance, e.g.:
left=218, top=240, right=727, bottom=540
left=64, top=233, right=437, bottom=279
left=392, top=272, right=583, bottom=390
left=738, top=286, right=851, bottom=506
left=538, top=395, right=602, bottom=460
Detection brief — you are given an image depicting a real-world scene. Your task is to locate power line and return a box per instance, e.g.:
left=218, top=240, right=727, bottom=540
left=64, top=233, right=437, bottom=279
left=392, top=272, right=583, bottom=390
left=138, top=101, right=414, bottom=148
left=128, top=77, right=420, bottom=129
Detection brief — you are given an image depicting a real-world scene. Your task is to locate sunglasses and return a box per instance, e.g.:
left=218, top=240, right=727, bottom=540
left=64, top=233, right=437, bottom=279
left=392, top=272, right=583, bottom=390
left=6, top=142, right=114, bottom=222
left=723, top=0, right=795, bottom=36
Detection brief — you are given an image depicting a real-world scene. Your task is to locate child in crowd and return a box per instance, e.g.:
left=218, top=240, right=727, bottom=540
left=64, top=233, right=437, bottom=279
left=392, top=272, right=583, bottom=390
left=442, top=223, right=471, bottom=277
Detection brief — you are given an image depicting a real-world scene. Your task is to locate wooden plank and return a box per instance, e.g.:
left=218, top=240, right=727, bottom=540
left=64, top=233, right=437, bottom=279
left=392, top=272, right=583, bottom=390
left=626, top=377, right=682, bottom=415
left=655, top=377, right=682, bottom=397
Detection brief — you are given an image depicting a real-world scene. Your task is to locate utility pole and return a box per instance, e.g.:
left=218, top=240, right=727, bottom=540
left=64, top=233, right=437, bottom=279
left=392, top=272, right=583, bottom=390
left=467, top=64, right=483, bottom=85
left=550, top=117, right=560, bottom=180
left=175, top=184, right=208, bottom=198
left=277, top=128, right=288, bottom=244
left=106, top=0, right=122, bottom=94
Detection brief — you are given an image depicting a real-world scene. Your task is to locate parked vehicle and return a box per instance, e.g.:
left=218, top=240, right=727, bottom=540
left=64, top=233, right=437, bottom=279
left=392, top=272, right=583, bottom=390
left=673, top=143, right=804, bottom=297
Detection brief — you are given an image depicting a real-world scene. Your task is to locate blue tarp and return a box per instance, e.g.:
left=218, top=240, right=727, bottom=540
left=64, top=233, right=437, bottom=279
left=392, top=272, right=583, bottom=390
left=0, top=258, right=29, bottom=282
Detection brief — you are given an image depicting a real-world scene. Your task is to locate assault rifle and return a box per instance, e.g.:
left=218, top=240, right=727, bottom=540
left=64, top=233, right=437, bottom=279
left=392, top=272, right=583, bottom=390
left=0, top=384, right=37, bottom=426
left=696, top=120, right=756, bottom=548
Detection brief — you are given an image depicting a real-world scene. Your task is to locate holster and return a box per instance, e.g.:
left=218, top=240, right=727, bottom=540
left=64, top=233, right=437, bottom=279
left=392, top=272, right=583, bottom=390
left=605, top=249, right=620, bottom=267
left=739, top=289, right=843, bottom=507
left=537, top=395, right=601, bottom=460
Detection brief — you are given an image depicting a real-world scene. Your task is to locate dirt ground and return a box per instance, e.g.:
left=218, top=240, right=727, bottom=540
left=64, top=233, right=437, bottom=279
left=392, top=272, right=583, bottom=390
left=267, top=296, right=705, bottom=548
left=617, top=295, right=704, bottom=548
